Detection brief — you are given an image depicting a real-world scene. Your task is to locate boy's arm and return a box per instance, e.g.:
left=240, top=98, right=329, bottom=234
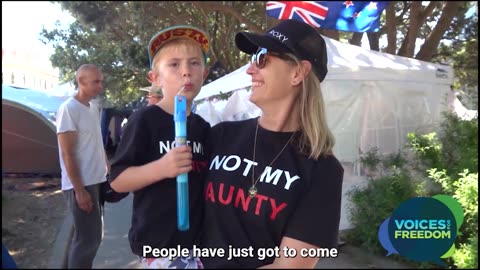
left=110, top=145, right=193, bottom=193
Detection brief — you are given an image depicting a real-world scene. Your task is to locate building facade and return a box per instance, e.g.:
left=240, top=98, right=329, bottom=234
left=2, top=48, right=59, bottom=90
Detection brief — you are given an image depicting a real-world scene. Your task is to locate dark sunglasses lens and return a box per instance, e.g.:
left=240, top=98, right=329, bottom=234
left=257, top=51, right=266, bottom=69
left=251, top=48, right=267, bottom=69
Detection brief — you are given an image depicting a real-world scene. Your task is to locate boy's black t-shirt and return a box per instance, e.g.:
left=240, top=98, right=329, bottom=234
left=110, top=105, right=210, bottom=257
left=200, top=118, right=344, bottom=268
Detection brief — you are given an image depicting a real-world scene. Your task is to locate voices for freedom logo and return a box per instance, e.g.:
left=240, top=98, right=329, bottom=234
left=378, top=194, right=464, bottom=266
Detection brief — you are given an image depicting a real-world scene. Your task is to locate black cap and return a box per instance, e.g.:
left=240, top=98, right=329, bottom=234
left=235, top=19, right=328, bottom=82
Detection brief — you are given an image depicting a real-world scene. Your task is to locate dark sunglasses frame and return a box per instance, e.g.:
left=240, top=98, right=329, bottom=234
left=250, top=47, right=292, bottom=69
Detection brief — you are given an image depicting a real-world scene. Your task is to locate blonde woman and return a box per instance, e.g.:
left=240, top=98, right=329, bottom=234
left=200, top=19, right=344, bottom=268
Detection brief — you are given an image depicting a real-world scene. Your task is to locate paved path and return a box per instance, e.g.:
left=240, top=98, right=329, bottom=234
left=93, top=194, right=141, bottom=269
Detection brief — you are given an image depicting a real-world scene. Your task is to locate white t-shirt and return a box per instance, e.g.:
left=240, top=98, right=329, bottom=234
left=56, top=97, right=107, bottom=190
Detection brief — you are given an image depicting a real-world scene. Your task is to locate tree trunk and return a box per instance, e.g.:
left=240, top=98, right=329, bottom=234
left=398, top=2, right=437, bottom=57
left=367, top=32, right=380, bottom=51
left=385, top=2, right=397, bottom=55
left=398, top=2, right=422, bottom=57
left=349, top=32, right=363, bottom=46
left=320, top=29, right=339, bottom=40
left=415, top=2, right=463, bottom=62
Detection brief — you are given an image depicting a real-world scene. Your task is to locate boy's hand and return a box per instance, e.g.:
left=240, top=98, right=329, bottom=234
left=154, top=145, right=193, bottom=179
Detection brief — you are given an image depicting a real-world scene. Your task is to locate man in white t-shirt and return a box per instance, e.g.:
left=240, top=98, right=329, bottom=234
left=56, top=64, right=109, bottom=268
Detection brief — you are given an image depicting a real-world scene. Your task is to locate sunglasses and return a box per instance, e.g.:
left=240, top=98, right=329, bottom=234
left=250, top=48, right=293, bottom=69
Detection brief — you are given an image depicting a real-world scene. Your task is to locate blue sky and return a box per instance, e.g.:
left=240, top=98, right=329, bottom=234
left=2, top=1, right=477, bottom=58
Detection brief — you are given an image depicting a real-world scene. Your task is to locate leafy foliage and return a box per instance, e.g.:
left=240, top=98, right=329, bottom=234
left=347, top=111, right=478, bottom=269
left=346, top=170, right=417, bottom=254
left=40, top=1, right=477, bottom=106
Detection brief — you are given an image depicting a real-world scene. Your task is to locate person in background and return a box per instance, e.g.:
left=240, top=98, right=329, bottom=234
left=56, top=64, right=109, bottom=268
left=200, top=19, right=344, bottom=268
left=109, top=25, right=211, bottom=269
left=120, top=85, right=164, bottom=130
left=140, top=85, right=164, bottom=106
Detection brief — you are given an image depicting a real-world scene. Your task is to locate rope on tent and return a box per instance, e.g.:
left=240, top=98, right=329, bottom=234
left=2, top=130, right=58, bottom=149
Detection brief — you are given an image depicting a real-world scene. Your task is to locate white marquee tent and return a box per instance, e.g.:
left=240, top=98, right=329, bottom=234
left=195, top=35, right=455, bottom=177
left=194, top=36, right=455, bottom=231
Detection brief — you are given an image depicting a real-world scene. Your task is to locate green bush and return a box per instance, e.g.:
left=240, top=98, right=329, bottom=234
left=346, top=171, right=417, bottom=253
left=438, top=112, right=478, bottom=177
left=346, top=111, right=478, bottom=269
left=452, top=233, right=478, bottom=269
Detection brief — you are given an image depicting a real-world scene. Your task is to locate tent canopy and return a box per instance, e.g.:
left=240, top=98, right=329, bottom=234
left=2, top=98, right=60, bottom=175
left=2, top=84, right=69, bottom=123
left=1, top=84, right=72, bottom=175
left=195, top=35, right=453, bottom=101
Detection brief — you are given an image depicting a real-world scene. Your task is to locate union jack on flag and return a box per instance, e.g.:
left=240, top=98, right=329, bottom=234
left=266, top=1, right=328, bottom=28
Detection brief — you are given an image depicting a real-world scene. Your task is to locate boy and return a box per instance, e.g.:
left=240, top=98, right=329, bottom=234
left=110, top=25, right=211, bottom=269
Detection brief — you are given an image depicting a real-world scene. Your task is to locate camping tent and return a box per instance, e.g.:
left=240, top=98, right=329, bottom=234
left=46, top=81, right=77, bottom=97
left=1, top=85, right=70, bottom=175
left=195, top=35, right=454, bottom=175
left=2, top=98, right=61, bottom=175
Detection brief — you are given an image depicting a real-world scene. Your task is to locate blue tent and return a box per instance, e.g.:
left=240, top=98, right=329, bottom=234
left=2, top=85, right=69, bottom=123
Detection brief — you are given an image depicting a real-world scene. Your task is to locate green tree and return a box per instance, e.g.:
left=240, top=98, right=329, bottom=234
left=41, top=1, right=477, bottom=106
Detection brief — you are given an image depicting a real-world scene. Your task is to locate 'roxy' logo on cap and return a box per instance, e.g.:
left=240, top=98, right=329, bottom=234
left=268, top=30, right=289, bottom=42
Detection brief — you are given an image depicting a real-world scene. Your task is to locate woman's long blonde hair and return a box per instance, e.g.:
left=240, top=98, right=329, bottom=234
left=298, top=72, right=335, bottom=160
left=285, top=53, right=335, bottom=160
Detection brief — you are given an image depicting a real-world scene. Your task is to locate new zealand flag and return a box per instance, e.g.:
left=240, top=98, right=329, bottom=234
left=266, top=1, right=390, bottom=32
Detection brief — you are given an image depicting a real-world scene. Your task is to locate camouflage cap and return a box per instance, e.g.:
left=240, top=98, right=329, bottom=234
left=139, top=85, right=163, bottom=97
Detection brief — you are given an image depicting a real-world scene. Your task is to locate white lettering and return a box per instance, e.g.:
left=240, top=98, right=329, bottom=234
left=284, top=171, right=300, bottom=190
left=269, top=30, right=289, bottom=42
left=223, top=155, right=241, bottom=171
left=260, top=166, right=283, bottom=185
left=159, top=141, right=173, bottom=154
left=159, top=140, right=203, bottom=154
left=208, top=155, right=301, bottom=190
left=193, top=141, right=203, bottom=155
left=242, top=158, right=258, bottom=176
left=143, top=245, right=152, bottom=257
left=210, top=155, right=226, bottom=170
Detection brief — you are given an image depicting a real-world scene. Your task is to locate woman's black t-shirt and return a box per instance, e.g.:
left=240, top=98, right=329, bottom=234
left=200, top=118, right=343, bottom=268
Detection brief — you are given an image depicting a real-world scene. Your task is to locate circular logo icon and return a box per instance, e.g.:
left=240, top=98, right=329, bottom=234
left=378, top=195, right=463, bottom=266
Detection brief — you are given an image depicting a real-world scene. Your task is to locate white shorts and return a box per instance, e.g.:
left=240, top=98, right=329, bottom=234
left=140, top=253, right=203, bottom=269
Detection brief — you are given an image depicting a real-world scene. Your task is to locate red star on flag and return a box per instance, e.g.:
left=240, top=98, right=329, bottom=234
left=343, top=1, right=354, bottom=8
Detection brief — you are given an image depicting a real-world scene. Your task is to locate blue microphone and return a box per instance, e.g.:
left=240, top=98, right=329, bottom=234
left=174, top=94, right=189, bottom=231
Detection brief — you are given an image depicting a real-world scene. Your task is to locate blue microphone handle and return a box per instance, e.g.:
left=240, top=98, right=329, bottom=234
left=174, top=95, right=189, bottom=231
